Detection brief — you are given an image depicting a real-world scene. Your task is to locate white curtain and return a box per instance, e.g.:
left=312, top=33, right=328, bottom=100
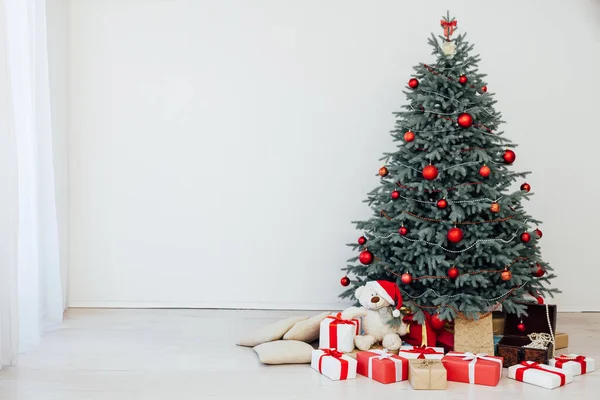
left=0, top=0, right=65, bottom=368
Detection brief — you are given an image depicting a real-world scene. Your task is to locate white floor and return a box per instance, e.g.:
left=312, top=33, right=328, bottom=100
left=0, top=309, right=598, bottom=399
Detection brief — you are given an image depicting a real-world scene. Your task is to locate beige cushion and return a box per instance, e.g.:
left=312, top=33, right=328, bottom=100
left=237, top=316, right=308, bottom=347
left=253, top=340, right=313, bottom=364
left=283, top=311, right=330, bottom=342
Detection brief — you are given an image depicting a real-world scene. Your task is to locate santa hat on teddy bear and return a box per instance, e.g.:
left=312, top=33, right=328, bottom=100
left=366, top=280, right=404, bottom=318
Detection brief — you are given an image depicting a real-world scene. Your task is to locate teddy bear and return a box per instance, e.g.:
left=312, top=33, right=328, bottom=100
left=341, top=280, right=409, bottom=351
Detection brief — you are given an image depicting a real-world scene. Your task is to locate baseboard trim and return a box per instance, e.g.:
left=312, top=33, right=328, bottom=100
left=68, top=301, right=350, bottom=310
left=68, top=301, right=596, bottom=312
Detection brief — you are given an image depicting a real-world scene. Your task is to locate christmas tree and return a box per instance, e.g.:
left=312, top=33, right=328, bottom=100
left=340, top=14, right=558, bottom=324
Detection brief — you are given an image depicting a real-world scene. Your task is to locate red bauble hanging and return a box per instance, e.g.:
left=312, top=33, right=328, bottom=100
left=517, top=322, right=526, bottom=332
left=490, top=202, right=500, bottom=213
left=401, top=272, right=413, bottom=285
left=520, top=182, right=531, bottom=192
left=447, top=227, right=464, bottom=244
left=482, top=85, right=488, bottom=93
left=503, top=149, right=516, bottom=164
left=404, top=131, right=415, bottom=142
left=458, top=75, right=468, bottom=85
left=479, top=165, right=491, bottom=178
left=533, top=264, right=546, bottom=278
left=391, top=190, right=400, bottom=200
left=359, top=250, right=374, bottom=265
left=437, top=199, right=448, bottom=209
left=422, top=165, right=439, bottom=180
left=448, top=267, right=460, bottom=279
left=520, top=232, right=531, bottom=243
left=340, top=276, right=350, bottom=287
left=430, top=314, right=446, bottom=331
left=535, top=228, right=543, bottom=238
left=457, top=113, right=473, bottom=128
left=501, top=270, right=512, bottom=281
left=379, top=166, right=389, bottom=177
left=408, top=78, right=419, bottom=89
left=399, top=226, right=409, bottom=236
left=358, top=236, right=367, bottom=245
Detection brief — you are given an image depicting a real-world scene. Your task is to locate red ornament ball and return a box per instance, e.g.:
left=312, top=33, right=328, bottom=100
left=430, top=314, right=446, bottom=331
left=399, top=226, right=409, bottom=236
left=490, top=202, right=500, bottom=213
left=482, top=85, right=488, bottom=93
left=520, top=232, right=531, bottom=243
left=479, top=165, right=491, bottom=178
left=422, top=165, right=439, bottom=180
left=533, top=264, right=546, bottom=278
left=448, top=267, right=460, bottom=279
left=535, top=228, right=543, bottom=238
left=401, top=272, right=413, bottom=285
left=379, top=166, right=389, bottom=177
left=391, top=190, right=400, bottom=200
left=358, top=236, right=367, bottom=245
left=520, top=182, right=531, bottom=193
left=501, top=270, right=512, bottom=281
left=340, top=276, right=350, bottom=287
left=404, top=131, right=415, bottom=142
left=447, top=227, right=464, bottom=244
left=408, top=78, right=419, bottom=89
left=359, top=250, right=374, bottom=265
left=437, top=199, right=448, bottom=209
left=503, top=149, right=516, bottom=164
left=458, top=75, right=468, bottom=85
left=457, top=113, right=474, bottom=128
left=517, top=323, right=526, bottom=332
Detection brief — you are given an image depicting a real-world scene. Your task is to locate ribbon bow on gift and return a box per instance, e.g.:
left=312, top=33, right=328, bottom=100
left=403, top=345, right=442, bottom=359
left=328, top=313, right=357, bottom=326
left=555, top=355, right=587, bottom=374
left=444, top=352, right=503, bottom=384
left=371, top=349, right=393, bottom=360
left=318, top=349, right=349, bottom=380
left=440, top=20, right=457, bottom=39
left=321, top=348, right=344, bottom=359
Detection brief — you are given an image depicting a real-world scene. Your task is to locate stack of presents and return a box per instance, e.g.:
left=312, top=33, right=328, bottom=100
left=313, top=303, right=593, bottom=390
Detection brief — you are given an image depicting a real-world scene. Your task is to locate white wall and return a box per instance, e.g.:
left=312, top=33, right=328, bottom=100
left=68, top=0, right=600, bottom=311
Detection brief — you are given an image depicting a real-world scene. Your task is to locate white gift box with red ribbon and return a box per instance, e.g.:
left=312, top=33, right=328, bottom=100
left=398, top=345, right=445, bottom=360
left=311, top=349, right=357, bottom=381
left=508, top=361, right=574, bottom=389
left=318, top=313, right=360, bottom=353
left=549, top=354, right=595, bottom=376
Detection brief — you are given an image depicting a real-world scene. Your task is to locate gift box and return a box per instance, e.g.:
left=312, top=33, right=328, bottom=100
left=408, top=359, right=447, bottom=390
left=498, top=304, right=557, bottom=367
left=356, top=349, right=408, bottom=384
left=549, top=354, right=595, bottom=376
left=555, top=333, right=569, bottom=350
left=441, top=352, right=503, bottom=386
left=454, top=315, right=494, bottom=355
left=493, top=335, right=503, bottom=356
left=311, top=349, right=357, bottom=381
left=508, top=361, right=574, bottom=389
left=492, top=312, right=505, bottom=335
left=398, top=345, right=445, bottom=360
left=319, top=313, right=360, bottom=353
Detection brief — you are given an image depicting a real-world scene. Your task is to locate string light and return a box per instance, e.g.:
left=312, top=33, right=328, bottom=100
left=371, top=226, right=522, bottom=254
left=396, top=181, right=483, bottom=193
left=380, top=210, right=515, bottom=225
left=403, top=283, right=526, bottom=302
left=395, top=160, right=480, bottom=174
left=392, top=193, right=501, bottom=206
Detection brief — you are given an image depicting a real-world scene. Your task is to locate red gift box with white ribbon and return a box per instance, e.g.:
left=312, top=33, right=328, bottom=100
left=508, top=361, right=574, bottom=389
left=356, top=349, right=408, bottom=384
left=441, top=352, right=503, bottom=386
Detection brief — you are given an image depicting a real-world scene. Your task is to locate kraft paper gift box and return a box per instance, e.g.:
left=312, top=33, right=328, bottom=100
left=441, top=352, right=504, bottom=387
left=398, top=345, right=445, bottom=360
left=454, top=315, right=494, bottom=355
left=549, top=354, right=595, bottom=376
left=408, top=359, right=447, bottom=390
left=508, top=361, right=574, bottom=389
left=492, top=312, right=505, bottom=335
left=498, top=304, right=557, bottom=367
left=319, top=313, right=360, bottom=353
left=311, top=349, right=357, bottom=381
left=356, top=349, right=408, bottom=384
left=555, top=333, right=569, bottom=350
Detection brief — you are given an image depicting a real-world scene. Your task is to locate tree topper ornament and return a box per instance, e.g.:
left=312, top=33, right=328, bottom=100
left=440, top=15, right=457, bottom=58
